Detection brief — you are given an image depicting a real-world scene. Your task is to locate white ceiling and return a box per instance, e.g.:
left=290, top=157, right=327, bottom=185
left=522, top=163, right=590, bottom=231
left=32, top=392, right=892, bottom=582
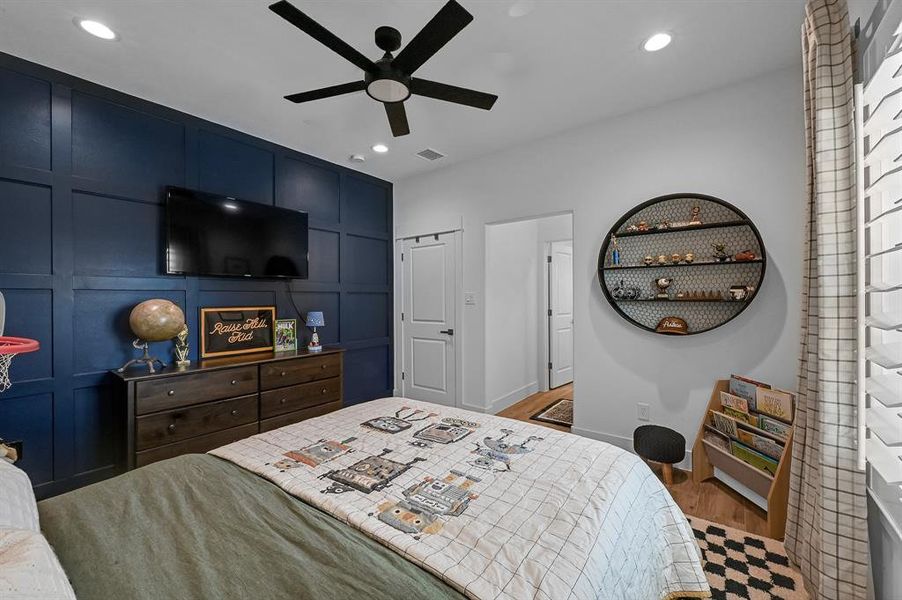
left=0, top=0, right=807, bottom=182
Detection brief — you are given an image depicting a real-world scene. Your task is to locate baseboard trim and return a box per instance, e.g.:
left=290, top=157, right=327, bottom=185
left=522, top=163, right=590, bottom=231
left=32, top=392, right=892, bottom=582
left=571, top=425, right=693, bottom=471
left=488, top=381, right=539, bottom=414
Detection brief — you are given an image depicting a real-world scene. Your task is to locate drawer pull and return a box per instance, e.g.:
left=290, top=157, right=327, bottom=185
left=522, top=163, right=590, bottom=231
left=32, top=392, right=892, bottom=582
left=230, top=379, right=238, bottom=385
left=321, top=364, right=327, bottom=369
left=322, top=388, right=327, bottom=394
left=167, top=424, right=176, bottom=433
left=167, top=390, right=175, bottom=397
left=280, top=398, right=287, bottom=404
left=280, top=371, right=287, bottom=377
left=231, top=410, right=239, bottom=416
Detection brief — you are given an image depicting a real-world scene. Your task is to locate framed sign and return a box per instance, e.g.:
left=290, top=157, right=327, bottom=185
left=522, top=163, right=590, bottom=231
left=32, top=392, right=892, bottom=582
left=275, top=318, right=298, bottom=352
left=200, top=306, right=276, bottom=358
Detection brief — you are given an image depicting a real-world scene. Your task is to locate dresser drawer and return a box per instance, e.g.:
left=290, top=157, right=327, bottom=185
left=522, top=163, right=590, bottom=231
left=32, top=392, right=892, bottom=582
left=135, top=422, right=258, bottom=468
left=260, top=377, right=341, bottom=419
left=260, top=354, right=341, bottom=390
left=259, top=399, right=342, bottom=433
left=135, top=366, right=257, bottom=415
left=136, top=394, right=258, bottom=451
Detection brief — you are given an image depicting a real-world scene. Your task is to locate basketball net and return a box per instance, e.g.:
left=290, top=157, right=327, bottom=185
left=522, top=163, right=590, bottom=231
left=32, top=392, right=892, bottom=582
left=0, top=353, right=15, bottom=393
left=0, top=337, right=40, bottom=393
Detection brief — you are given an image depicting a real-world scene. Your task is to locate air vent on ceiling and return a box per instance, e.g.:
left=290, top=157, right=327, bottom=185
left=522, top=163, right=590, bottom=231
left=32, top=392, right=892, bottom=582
left=416, top=148, right=445, bottom=161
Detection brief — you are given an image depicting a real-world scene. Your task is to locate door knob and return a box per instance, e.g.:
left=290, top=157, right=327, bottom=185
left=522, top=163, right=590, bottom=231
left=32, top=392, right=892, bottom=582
left=439, top=329, right=454, bottom=336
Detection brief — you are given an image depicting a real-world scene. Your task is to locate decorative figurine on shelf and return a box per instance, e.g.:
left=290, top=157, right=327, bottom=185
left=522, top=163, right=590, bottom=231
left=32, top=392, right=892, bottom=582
left=643, top=255, right=654, bottom=266
left=684, top=252, right=695, bottom=264
left=689, top=205, right=702, bottom=225
left=671, top=205, right=702, bottom=228
left=657, top=254, right=668, bottom=265
left=611, top=279, right=642, bottom=300
left=655, top=277, right=673, bottom=299
left=711, top=242, right=730, bottom=262
left=626, top=223, right=640, bottom=232
left=610, top=234, right=621, bottom=267
left=729, top=285, right=755, bottom=301
left=734, top=250, right=757, bottom=262
left=173, top=324, right=190, bottom=368
left=671, top=253, right=682, bottom=264
left=305, top=311, right=325, bottom=353
left=676, top=291, right=686, bottom=300
left=637, top=220, right=650, bottom=232
left=654, top=221, right=670, bottom=230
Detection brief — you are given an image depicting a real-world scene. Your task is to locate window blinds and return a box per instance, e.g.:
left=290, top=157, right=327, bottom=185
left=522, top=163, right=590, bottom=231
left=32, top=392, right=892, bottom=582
left=859, top=18, right=902, bottom=534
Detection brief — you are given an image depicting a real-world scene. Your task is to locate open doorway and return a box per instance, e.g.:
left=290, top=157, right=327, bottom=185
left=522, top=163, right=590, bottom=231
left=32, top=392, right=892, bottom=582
left=484, top=212, right=573, bottom=427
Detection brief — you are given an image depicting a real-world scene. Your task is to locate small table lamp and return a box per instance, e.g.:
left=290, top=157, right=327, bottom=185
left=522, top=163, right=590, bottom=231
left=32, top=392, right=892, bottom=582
left=305, top=311, right=325, bottom=353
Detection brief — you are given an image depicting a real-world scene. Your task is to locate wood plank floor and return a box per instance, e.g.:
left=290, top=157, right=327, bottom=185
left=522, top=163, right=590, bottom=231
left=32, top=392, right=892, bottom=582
left=498, top=385, right=771, bottom=538
left=496, top=384, right=572, bottom=432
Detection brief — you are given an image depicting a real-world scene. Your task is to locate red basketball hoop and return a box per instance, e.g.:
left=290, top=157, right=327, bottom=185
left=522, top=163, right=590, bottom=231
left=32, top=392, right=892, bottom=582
left=0, top=336, right=40, bottom=393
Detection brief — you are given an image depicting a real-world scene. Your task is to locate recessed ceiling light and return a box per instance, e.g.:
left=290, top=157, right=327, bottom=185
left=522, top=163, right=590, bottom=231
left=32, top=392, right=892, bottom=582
left=508, top=0, right=536, bottom=18
left=643, top=32, right=672, bottom=52
left=349, top=154, right=366, bottom=163
left=372, top=144, right=389, bottom=154
left=76, top=18, right=118, bottom=40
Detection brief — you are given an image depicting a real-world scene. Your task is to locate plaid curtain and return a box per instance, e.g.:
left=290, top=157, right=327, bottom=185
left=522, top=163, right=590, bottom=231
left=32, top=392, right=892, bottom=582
left=784, top=1, right=869, bottom=599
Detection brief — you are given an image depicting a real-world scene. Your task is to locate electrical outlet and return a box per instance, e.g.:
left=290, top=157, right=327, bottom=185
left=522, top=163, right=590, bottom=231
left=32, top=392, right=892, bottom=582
left=464, top=293, right=476, bottom=306
left=637, top=403, right=650, bottom=422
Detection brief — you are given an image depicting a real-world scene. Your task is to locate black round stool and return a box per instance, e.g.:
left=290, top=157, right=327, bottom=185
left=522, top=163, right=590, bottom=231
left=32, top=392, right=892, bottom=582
left=633, top=424, right=685, bottom=485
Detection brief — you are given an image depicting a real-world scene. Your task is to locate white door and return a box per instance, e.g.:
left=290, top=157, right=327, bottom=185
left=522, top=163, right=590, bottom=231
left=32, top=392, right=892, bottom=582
left=549, top=240, right=573, bottom=388
left=401, top=233, right=456, bottom=406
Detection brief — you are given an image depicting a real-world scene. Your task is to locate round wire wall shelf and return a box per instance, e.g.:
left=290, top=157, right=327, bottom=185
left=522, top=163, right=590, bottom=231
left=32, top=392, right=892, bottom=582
left=597, top=193, right=766, bottom=335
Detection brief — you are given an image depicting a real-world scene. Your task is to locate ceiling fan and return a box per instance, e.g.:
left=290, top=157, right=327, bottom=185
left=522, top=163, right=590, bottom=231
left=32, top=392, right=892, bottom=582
left=269, top=0, right=498, bottom=137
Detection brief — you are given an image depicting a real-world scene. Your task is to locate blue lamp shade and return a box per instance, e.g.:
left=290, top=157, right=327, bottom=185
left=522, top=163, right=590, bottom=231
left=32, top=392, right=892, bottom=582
left=305, top=312, right=325, bottom=328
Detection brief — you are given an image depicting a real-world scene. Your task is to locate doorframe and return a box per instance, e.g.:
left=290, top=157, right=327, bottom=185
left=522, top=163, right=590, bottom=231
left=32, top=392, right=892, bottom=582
left=539, top=238, right=573, bottom=391
left=393, top=225, right=463, bottom=408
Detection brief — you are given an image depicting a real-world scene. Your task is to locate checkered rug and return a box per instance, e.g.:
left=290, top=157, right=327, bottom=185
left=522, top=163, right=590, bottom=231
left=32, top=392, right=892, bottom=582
left=530, top=398, right=573, bottom=426
left=684, top=516, right=807, bottom=600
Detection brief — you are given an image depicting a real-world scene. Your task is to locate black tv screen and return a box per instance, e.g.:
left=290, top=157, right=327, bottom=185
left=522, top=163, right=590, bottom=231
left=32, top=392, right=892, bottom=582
left=165, top=187, right=308, bottom=279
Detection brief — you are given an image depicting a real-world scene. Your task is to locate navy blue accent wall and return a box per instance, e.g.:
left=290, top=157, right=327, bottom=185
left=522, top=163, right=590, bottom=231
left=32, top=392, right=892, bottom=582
left=0, top=53, right=393, bottom=498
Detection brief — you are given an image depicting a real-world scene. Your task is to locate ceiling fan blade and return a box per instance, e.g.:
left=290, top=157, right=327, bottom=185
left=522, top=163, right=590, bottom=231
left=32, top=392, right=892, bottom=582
left=384, top=102, right=411, bottom=137
left=410, top=78, right=497, bottom=110
left=392, top=0, right=473, bottom=75
left=269, top=1, right=376, bottom=73
left=285, top=81, right=366, bottom=103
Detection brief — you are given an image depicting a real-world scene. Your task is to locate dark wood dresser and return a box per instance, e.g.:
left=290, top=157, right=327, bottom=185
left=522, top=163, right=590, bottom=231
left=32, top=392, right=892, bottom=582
left=113, top=347, right=344, bottom=469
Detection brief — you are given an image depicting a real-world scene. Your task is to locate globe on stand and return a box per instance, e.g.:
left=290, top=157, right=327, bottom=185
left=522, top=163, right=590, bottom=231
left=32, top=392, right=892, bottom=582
left=117, top=299, right=186, bottom=373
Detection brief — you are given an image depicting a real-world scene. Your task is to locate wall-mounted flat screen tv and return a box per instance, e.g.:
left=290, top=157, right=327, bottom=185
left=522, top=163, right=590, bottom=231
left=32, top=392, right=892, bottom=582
left=165, top=186, right=308, bottom=279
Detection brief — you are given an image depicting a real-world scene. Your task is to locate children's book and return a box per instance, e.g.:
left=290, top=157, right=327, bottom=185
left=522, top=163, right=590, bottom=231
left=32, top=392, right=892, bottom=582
left=719, top=391, right=749, bottom=414
left=758, top=415, right=791, bottom=440
left=711, top=411, right=738, bottom=438
left=756, top=388, right=794, bottom=423
left=736, top=429, right=784, bottom=460
left=723, top=406, right=757, bottom=426
left=729, top=374, right=770, bottom=411
left=704, top=428, right=731, bottom=452
left=730, top=441, right=779, bottom=476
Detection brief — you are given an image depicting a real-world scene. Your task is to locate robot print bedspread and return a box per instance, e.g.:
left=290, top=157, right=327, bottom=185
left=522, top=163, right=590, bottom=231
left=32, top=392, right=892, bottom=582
left=210, top=397, right=709, bottom=600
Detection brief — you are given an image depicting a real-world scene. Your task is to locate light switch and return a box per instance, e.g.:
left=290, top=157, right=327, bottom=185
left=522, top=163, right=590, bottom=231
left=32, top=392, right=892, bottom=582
left=464, top=293, right=476, bottom=306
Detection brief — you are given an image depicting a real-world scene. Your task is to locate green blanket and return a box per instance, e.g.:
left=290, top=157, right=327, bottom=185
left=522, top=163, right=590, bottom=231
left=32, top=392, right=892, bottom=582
left=38, top=454, right=463, bottom=600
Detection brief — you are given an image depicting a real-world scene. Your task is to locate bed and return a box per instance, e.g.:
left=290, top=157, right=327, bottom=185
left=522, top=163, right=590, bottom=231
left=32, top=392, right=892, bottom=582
left=34, top=397, right=709, bottom=599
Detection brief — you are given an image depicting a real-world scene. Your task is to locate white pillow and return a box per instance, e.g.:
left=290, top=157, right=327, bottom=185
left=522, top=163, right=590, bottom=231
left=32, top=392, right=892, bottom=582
left=0, top=459, right=39, bottom=532
left=0, top=529, right=77, bottom=600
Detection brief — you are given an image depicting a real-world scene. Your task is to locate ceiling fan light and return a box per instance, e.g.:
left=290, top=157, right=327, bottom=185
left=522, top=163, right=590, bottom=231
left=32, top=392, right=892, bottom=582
left=643, top=32, right=672, bottom=52
left=366, top=78, right=410, bottom=103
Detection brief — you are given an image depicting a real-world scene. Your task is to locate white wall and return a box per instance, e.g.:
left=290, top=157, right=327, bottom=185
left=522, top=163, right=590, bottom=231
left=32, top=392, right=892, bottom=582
left=485, top=219, right=539, bottom=410
left=394, top=66, right=805, bottom=456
